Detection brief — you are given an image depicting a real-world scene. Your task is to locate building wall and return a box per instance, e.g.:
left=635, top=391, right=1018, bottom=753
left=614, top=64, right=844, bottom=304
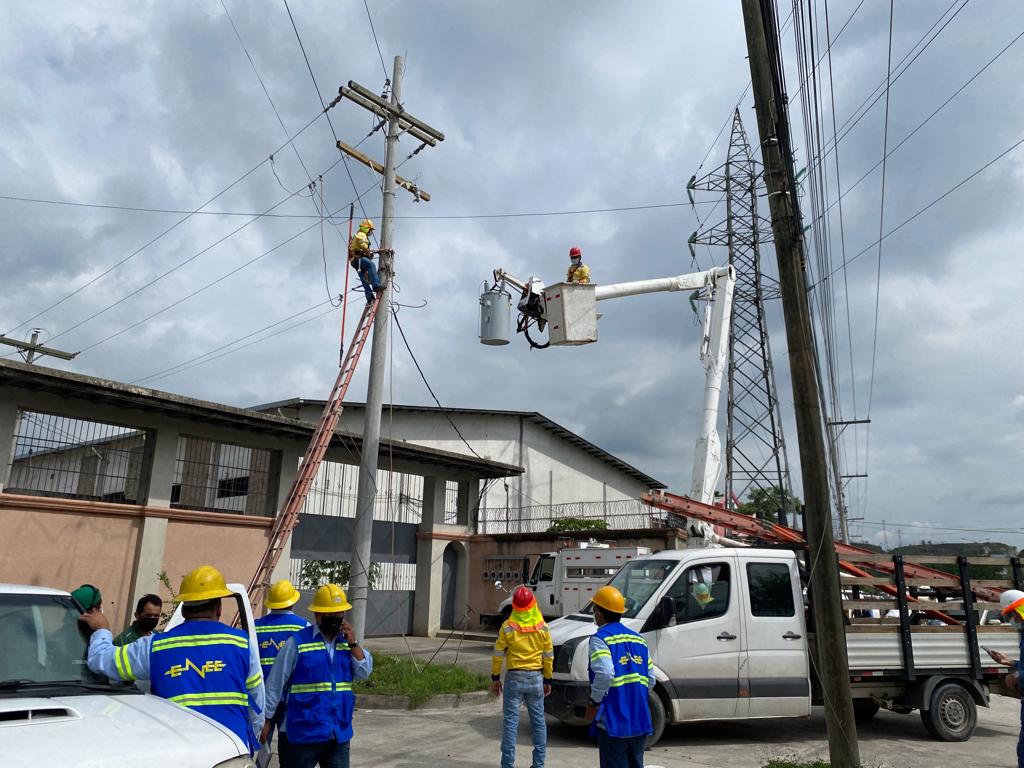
left=281, top=405, right=655, bottom=517
left=0, top=494, right=273, bottom=631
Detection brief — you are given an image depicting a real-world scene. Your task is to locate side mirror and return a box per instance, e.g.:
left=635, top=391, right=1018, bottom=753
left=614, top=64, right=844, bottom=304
left=656, top=596, right=675, bottom=629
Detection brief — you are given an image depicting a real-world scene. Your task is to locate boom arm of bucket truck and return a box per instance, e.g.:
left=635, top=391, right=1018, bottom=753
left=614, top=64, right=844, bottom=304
left=485, top=265, right=736, bottom=509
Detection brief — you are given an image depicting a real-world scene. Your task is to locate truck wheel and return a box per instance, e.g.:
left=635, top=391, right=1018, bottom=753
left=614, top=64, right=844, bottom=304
left=920, top=682, right=977, bottom=742
left=853, top=701, right=880, bottom=722
left=645, top=689, right=667, bottom=748
left=499, top=606, right=512, bottom=624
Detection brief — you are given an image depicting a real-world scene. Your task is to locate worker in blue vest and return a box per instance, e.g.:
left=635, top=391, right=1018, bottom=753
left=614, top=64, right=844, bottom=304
left=586, top=585, right=654, bottom=768
left=80, top=565, right=265, bottom=754
left=254, top=580, right=310, bottom=767
left=260, top=583, right=373, bottom=768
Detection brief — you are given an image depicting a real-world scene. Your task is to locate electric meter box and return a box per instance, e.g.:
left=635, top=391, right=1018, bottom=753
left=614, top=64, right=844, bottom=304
left=543, top=282, right=597, bottom=346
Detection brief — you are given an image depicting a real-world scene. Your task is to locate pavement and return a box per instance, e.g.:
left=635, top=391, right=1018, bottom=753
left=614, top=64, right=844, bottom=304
left=262, top=634, right=1022, bottom=767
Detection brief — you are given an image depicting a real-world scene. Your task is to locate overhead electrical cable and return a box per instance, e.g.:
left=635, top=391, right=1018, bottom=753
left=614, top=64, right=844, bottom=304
left=3, top=111, right=327, bottom=337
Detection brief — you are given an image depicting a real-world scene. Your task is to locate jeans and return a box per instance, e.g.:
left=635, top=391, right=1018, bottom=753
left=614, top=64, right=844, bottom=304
left=278, top=733, right=350, bottom=768
left=597, top=729, right=645, bottom=768
left=352, top=256, right=381, bottom=301
left=501, top=669, right=546, bottom=768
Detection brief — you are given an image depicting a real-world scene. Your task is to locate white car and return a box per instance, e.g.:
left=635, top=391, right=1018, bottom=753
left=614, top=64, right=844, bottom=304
left=0, top=583, right=255, bottom=768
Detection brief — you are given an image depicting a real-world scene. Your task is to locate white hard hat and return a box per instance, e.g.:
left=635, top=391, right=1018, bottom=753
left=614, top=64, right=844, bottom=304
left=999, top=589, right=1024, bottom=620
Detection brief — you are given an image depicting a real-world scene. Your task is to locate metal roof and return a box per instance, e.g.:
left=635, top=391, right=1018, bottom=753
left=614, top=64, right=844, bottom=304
left=0, top=359, right=521, bottom=479
left=255, top=398, right=666, bottom=490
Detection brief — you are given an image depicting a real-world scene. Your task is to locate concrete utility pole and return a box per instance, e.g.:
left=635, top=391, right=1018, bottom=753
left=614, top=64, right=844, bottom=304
left=739, top=1, right=861, bottom=766
left=0, top=329, right=77, bottom=364
left=345, top=57, right=444, bottom=639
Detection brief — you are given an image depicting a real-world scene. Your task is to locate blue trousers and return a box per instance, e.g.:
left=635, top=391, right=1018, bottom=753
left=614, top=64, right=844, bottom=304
left=501, top=669, right=546, bottom=768
left=597, top=728, right=645, bottom=768
left=352, top=256, right=380, bottom=301
left=278, top=733, right=350, bottom=768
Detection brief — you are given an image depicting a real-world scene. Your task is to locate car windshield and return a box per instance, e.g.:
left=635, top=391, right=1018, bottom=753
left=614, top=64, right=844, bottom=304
left=601, top=560, right=678, bottom=618
left=0, top=593, right=124, bottom=694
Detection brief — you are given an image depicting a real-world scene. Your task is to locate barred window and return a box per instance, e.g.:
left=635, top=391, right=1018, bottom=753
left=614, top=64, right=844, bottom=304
left=171, top=436, right=275, bottom=516
left=5, top=410, right=147, bottom=504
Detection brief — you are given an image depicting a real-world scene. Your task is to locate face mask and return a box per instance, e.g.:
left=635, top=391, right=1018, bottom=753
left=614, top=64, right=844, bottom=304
left=571, top=258, right=581, bottom=266
left=319, top=614, right=343, bottom=636
left=137, top=616, right=160, bottom=633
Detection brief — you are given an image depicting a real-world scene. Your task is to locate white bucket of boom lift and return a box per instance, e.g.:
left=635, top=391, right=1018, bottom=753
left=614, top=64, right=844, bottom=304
left=544, top=282, right=597, bottom=345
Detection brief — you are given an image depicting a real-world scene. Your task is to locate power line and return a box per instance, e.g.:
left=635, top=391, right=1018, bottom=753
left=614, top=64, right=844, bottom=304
left=0, top=193, right=714, bottom=219
left=220, top=0, right=348, bottom=305
left=362, top=0, right=389, bottom=82
left=131, top=300, right=338, bottom=384
left=281, top=0, right=375, bottom=230
left=3, top=111, right=326, bottom=337
left=864, top=0, right=897, bottom=517
left=814, top=132, right=1024, bottom=287
left=45, top=155, right=347, bottom=348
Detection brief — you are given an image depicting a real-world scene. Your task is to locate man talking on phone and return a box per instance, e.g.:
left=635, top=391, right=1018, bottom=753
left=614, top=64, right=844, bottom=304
left=260, top=584, right=372, bottom=768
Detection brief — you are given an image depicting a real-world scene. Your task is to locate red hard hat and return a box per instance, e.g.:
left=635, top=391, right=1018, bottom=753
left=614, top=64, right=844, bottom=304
left=512, top=586, right=536, bottom=610
left=569, top=246, right=582, bottom=258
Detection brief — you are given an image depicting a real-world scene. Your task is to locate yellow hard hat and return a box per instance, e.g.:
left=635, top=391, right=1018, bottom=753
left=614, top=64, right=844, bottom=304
left=309, top=583, right=352, bottom=613
left=177, top=565, right=232, bottom=603
left=360, top=218, right=375, bottom=231
left=592, top=585, right=626, bottom=615
left=265, top=579, right=301, bottom=610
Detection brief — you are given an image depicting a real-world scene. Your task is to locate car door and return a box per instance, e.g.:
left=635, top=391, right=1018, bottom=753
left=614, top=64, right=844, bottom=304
left=650, top=554, right=743, bottom=720
left=739, top=556, right=811, bottom=718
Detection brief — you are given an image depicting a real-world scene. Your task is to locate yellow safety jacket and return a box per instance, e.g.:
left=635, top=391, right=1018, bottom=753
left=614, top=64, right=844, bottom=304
left=492, top=603, right=554, bottom=679
left=567, top=263, right=591, bottom=284
left=348, top=229, right=371, bottom=264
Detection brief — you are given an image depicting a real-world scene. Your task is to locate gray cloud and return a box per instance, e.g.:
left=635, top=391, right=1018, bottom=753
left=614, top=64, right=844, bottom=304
left=1, top=1, right=1022, bottom=547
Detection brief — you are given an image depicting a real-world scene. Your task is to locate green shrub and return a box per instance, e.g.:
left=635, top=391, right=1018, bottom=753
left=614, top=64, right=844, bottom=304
left=547, top=518, right=608, bottom=533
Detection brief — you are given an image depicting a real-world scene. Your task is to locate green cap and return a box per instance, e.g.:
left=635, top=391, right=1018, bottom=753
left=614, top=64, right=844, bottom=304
left=71, top=584, right=102, bottom=611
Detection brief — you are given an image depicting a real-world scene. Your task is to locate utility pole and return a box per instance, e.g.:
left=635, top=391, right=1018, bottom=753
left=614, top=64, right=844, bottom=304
left=0, top=329, right=77, bottom=364
left=739, top=1, right=861, bottom=766
left=343, top=57, right=444, bottom=639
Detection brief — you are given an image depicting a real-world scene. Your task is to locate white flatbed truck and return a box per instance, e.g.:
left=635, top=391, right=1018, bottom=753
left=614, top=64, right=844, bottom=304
left=546, top=548, right=1020, bottom=745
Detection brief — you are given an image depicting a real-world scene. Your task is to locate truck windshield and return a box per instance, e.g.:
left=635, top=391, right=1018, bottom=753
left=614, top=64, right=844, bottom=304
left=0, top=593, right=125, bottom=694
left=602, top=560, right=677, bottom=618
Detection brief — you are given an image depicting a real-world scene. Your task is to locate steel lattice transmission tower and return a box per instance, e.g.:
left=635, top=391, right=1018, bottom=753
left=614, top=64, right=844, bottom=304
left=687, top=109, right=794, bottom=525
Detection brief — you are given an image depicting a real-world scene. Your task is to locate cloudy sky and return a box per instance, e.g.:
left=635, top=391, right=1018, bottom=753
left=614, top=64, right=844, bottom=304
left=2, top=1, right=1022, bottom=548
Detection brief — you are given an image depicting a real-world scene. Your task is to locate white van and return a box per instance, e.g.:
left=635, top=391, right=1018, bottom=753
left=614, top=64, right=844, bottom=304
left=1, top=583, right=258, bottom=767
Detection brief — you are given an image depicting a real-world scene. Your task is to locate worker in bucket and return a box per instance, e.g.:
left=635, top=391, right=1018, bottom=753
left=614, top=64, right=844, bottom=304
left=586, top=585, right=654, bottom=768
left=80, top=565, right=265, bottom=754
left=348, top=218, right=384, bottom=301
left=566, top=246, right=591, bottom=284
left=254, top=580, right=309, bottom=767
left=987, top=589, right=1024, bottom=767
left=261, top=583, right=372, bottom=768
left=491, top=586, right=554, bottom=768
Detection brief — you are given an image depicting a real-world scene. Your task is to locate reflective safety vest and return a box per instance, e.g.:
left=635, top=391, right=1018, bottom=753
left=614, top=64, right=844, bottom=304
left=589, top=622, right=653, bottom=739
left=284, top=625, right=356, bottom=744
left=149, top=620, right=257, bottom=751
left=254, top=612, right=309, bottom=673
left=567, top=263, right=591, bottom=284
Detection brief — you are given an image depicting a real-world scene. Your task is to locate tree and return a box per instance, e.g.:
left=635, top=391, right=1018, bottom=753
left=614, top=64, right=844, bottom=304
left=547, top=518, right=608, bottom=534
left=737, top=487, right=800, bottom=525
left=298, top=559, right=380, bottom=591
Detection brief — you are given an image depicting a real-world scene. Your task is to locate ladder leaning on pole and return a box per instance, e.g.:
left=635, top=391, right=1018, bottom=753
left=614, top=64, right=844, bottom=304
left=248, top=295, right=382, bottom=608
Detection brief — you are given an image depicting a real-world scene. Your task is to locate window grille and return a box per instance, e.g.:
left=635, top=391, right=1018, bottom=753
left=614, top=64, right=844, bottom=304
left=171, top=436, right=275, bottom=516
left=5, top=410, right=147, bottom=504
